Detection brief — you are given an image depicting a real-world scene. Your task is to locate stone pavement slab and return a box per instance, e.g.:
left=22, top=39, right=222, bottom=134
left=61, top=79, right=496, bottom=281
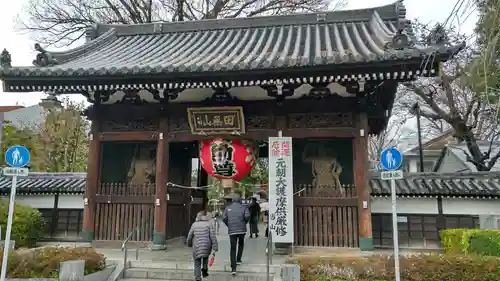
left=99, top=223, right=286, bottom=265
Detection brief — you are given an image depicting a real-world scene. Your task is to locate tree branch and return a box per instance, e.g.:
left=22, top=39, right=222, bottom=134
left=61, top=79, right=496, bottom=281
left=18, top=0, right=336, bottom=45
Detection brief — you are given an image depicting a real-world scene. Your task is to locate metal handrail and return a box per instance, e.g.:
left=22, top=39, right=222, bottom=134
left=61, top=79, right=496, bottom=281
left=122, top=226, right=140, bottom=278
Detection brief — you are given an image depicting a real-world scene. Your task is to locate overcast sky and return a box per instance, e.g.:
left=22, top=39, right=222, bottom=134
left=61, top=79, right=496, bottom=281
left=0, top=0, right=477, bottom=106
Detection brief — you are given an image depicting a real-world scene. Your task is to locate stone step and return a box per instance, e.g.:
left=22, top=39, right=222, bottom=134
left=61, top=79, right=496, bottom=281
left=123, top=268, right=270, bottom=281
left=127, top=260, right=280, bottom=273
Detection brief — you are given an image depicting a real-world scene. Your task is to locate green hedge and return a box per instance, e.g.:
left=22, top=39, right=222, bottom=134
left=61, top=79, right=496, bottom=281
left=307, top=279, right=390, bottom=281
left=441, top=228, right=500, bottom=256
left=306, top=278, right=389, bottom=281
left=292, top=254, right=500, bottom=281
left=0, top=199, right=46, bottom=248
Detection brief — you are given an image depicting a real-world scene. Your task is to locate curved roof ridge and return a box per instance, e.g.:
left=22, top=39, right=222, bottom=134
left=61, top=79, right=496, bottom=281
left=87, top=1, right=405, bottom=38
left=35, top=29, right=117, bottom=66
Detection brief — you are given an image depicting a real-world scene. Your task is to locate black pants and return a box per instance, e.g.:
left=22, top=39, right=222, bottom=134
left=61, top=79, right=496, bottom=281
left=250, top=219, right=259, bottom=235
left=229, top=234, right=245, bottom=270
left=193, top=257, right=208, bottom=281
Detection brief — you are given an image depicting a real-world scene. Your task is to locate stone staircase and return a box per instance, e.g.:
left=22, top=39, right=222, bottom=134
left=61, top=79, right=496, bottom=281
left=118, top=260, right=281, bottom=281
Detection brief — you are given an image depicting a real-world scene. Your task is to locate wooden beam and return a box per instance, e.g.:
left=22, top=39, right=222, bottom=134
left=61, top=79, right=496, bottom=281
left=167, top=128, right=356, bottom=141
left=99, top=131, right=159, bottom=141
left=353, top=113, right=373, bottom=250
left=50, top=192, right=60, bottom=238
left=167, top=98, right=361, bottom=118
left=93, top=98, right=362, bottom=120
left=82, top=121, right=101, bottom=242
left=284, top=128, right=356, bottom=138
left=94, top=195, right=155, bottom=204
left=153, top=119, right=169, bottom=250
left=167, top=130, right=277, bottom=141
left=295, top=197, right=358, bottom=207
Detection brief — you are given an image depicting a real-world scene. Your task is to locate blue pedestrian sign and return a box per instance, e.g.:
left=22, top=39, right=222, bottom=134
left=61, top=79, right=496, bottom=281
left=380, top=147, right=403, bottom=171
left=5, top=145, right=30, bottom=168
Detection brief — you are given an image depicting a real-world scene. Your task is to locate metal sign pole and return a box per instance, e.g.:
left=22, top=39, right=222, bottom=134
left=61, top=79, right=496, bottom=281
left=380, top=147, right=403, bottom=281
left=390, top=178, right=401, bottom=281
left=1, top=145, right=30, bottom=281
left=0, top=175, right=18, bottom=281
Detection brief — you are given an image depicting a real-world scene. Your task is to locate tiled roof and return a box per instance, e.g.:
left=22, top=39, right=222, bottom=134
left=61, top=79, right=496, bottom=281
left=0, top=172, right=86, bottom=194
left=405, top=129, right=454, bottom=154
left=445, top=142, right=500, bottom=172
left=2, top=171, right=500, bottom=197
left=0, top=1, right=463, bottom=91
left=0, top=106, right=24, bottom=113
left=370, top=171, right=500, bottom=197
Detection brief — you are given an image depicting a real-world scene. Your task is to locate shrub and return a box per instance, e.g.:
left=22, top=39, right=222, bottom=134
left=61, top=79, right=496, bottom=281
left=292, top=253, right=500, bottom=281
left=469, top=230, right=500, bottom=257
left=0, top=247, right=106, bottom=278
left=440, top=228, right=479, bottom=254
left=441, top=228, right=500, bottom=256
left=0, top=199, right=46, bottom=248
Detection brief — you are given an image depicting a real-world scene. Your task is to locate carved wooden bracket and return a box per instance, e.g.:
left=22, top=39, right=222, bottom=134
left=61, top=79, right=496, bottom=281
left=288, top=113, right=354, bottom=128
left=100, top=119, right=159, bottom=132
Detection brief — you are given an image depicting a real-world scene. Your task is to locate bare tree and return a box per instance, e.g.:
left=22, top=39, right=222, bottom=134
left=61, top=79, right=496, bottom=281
left=402, top=21, right=500, bottom=171
left=18, top=0, right=344, bottom=46
left=367, top=86, right=446, bottom=162
left=368, top=119, right=413, bottom=162
left=368, top=91, right=413, bottom=161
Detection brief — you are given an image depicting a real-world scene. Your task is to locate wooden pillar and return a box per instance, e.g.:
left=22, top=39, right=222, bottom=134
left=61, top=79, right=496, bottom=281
left=437, top=195, right=445, bottom=241
left=50, top=192, right=60, bottom=238
left=184, top=155, right=193, bottom=235
left=353, top=113, right=373, bottom=250
left=199, top=163, right=209, bottom=209
left=152, top=119, right=169, bottom=250
left=82, top=121, right=101, bottom=242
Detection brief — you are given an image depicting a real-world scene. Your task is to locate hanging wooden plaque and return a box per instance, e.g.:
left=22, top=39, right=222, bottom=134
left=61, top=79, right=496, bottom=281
left=187, top=106, right=245, bottom=135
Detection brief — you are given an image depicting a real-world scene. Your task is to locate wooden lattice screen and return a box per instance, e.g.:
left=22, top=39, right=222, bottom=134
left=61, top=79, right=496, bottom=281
left=94, top=183, right=155, bottom=241
left=293, top=184, right=359, bottom=247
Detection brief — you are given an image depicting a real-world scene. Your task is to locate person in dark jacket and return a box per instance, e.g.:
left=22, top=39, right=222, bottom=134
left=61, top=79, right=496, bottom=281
left=187, top=211, right=218, bottom=281
left=223, top=194, right=250, bottom=275
left=248, top=197, right=261, bottom=238
left=264, top=210, right=269, bottom=237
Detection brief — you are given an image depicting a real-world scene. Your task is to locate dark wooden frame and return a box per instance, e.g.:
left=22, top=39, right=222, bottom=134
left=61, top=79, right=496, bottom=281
left=39, top=208, right=84, bottom=241
left=80, top=86, right=375, bottom=246
left=293, top=184, right=360, bottom=247
left=371, top=213, right=480, bottom=248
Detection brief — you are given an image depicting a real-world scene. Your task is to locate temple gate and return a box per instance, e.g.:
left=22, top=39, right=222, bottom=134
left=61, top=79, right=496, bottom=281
left=0, top=1, right=461, bottom=250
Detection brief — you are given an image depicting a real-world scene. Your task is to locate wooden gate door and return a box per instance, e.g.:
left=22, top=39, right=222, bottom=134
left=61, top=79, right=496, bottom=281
left=190, top=155, right=207, bottom=222
left=190, top=189, right=206, bottom=221
left=165, top=142, right=194, bottom=239
left=166, top=186, right=189, bottom=239
left=94, top=183, right=155, bottom=241
left=293, top=184, right=359, bottom=247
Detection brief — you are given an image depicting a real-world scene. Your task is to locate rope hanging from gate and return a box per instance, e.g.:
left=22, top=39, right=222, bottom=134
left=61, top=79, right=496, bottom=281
left=166, top=182, right=214, bottom=190
left=232, top=180, right=267, bottom=187
left=166, top=180, right=267, bottom=190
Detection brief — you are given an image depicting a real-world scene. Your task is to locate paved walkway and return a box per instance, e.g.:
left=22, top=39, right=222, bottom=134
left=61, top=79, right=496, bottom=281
left=98, top=223, right=286, bottom=265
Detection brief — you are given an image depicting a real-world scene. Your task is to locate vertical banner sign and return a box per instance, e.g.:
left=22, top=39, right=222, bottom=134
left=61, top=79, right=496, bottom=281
left=268, top=137, right=294, bottom=243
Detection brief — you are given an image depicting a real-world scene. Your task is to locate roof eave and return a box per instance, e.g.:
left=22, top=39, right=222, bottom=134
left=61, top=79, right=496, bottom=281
left=0, top=56, right=446, bottom=93
left=371, top=193, right=500, bottom=198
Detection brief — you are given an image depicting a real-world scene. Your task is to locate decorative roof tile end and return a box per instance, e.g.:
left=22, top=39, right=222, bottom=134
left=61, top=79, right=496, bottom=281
left=0, top=49, right=12, bottom=68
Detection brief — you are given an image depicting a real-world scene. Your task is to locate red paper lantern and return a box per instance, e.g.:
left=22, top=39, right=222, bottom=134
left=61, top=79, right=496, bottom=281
left=199, top=139, right=258, bottom=181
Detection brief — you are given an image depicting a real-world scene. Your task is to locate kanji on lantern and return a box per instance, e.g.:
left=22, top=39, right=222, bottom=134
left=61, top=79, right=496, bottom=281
left=199, top=139, right=258, bottom=181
